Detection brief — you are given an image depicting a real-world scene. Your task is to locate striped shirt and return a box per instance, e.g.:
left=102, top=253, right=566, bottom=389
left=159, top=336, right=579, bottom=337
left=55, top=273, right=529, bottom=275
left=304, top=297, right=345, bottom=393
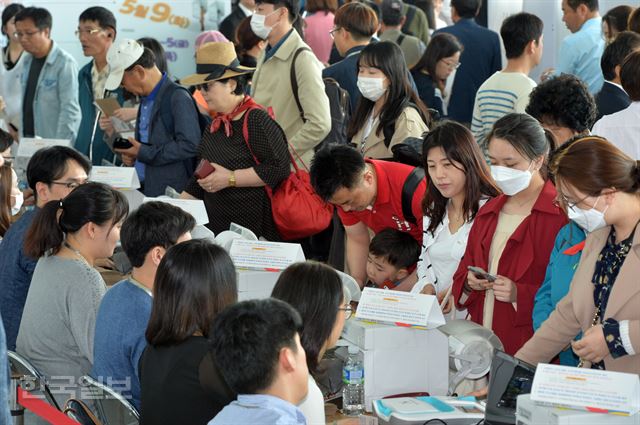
left=471, top=71, right=537, bottom=152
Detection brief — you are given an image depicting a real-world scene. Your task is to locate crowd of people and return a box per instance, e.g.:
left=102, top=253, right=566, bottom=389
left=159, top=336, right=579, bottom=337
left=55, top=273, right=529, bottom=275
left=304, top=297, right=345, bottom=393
left=0, top=0, right=639, bottom=423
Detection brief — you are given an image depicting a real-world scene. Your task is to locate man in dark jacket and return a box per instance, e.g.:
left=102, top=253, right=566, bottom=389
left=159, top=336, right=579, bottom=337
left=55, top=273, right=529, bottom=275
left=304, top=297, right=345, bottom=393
left=219, top=0, right=255, bottom=41
left=594, top=31, right=640, bottom=121
left=76, top=7, right=124, bottom=165
left=434, top=0, right=501, bottom=124
left=105, top=39, right=201, bottom=197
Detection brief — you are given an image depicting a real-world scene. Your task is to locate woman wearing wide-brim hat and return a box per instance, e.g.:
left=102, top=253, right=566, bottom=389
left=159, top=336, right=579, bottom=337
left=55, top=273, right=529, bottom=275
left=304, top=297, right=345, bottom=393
left=180, top=42, right=290, bottom=240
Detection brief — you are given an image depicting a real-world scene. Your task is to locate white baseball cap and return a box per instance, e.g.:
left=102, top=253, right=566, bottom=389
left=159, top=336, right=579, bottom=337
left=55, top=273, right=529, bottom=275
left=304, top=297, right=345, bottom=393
left=105, top=39, right=145, bottom=91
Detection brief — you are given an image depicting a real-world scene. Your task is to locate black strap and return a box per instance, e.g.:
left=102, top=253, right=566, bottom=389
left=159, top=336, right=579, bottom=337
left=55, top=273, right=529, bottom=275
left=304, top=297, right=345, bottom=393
left=401, top=166, right=425, bottom=225
left=396, top=34, right=406, bottom=46
left=290, top=47, right=312, bottom=124
left=402, top=6, right=417, bottom=35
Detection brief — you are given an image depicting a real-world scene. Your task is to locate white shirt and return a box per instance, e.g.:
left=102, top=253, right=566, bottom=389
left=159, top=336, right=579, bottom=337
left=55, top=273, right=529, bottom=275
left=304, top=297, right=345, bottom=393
left=298, top=375, right=325, bottom=424
left=592, top=102, right=640, bottom=159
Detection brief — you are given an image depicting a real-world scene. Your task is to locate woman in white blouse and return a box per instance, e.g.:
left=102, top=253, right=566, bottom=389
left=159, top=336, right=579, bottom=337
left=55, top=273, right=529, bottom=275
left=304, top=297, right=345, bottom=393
left=413, top=121, right=500, bottom=317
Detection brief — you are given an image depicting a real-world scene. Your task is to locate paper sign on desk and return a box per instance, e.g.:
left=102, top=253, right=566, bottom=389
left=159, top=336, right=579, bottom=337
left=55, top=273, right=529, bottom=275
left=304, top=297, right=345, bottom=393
left=229, top=239, right=304, bottom=271
left=90, top=166, right=140, bottom=189
left=531, top=363, right=640, bottom=415
left=16, top=138, right=71, bottom=158
left=142, top=197, right=209, bottom=225
left=355, top=288, right=445, bottom=329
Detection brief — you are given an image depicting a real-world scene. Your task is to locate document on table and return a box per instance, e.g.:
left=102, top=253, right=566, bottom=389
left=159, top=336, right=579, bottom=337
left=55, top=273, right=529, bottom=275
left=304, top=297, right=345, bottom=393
left=229, top=239, right=304, bottom=271
left=531, top=363, right=640, bottom=415
left=355, top=287, right=445, bottom=328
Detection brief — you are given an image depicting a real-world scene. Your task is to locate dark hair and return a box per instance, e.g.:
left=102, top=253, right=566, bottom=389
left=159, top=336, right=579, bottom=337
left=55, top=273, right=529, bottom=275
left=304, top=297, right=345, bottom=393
left=79, top=6, right=116, bottom=33
left=566, top=0, right=598, bottom=12
left=487, top=113, right=555, bottom=178
left=306, top=0, right=338, bottom=14
left=24, top=182, right=128, bottom=258
left=621, top=49, right=640, bottom=101
left=422, top=0, right=436, bottom=31
left=603, top=5, right=632, bottom=38
left=421, top=121, right=499, bottom=234
left=14, top=7, right=52, bottom=30
left=310, top=144, right=366, bottom=201
left=0, top=129, right=13, bottom=153
left=146, top=239, right=237, bottom=346
left=271, top=261, right=343, bottom=374
left=2, top=3, right=24, bottom=35
left=550, top=136, right=640, bottom=197
left=120, top=201, right=196, bottom=268
left=413, top=33, right=463, bottom=78
left=334, top=2, right=378, bottom=42
left=26, top=146, right=91, bottom=201
left=348, top=42, right=431, bottom=141
left=500, top=12, right=543, bottom=59
left=381, top=0, right=404, bottom=27
left=0, top=165, right=12, bottom=237
left=601, top=31, right=640, bottom=81
left=235, top=16, right=262, bottom=55
left=137, top=38, right=168, bottom=73
left=369, top=228, right=420, bottom=268
left=451, top=0, right=480, bottom=19
left=629, top=8, right=640, bottom=34
left=256, top=0, right=300, bottom=23
left=217, top=74, right=250, bottom=95
left=525, top=74, right=596, bottom=134
left=209, top=298, right=303, bottom=394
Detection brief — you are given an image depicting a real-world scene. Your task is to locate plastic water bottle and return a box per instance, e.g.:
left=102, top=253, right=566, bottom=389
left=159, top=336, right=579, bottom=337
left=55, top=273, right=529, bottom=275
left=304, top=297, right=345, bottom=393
left=342, top=345, right=364, bottom=416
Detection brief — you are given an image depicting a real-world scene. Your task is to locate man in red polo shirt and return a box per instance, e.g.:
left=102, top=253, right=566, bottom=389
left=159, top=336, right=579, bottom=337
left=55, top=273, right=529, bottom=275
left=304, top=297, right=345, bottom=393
left=310, top=144, right=426, bottom=288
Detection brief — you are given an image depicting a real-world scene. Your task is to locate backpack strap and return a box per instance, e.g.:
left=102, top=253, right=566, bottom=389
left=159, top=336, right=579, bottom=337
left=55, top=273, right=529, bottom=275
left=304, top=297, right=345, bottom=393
left=396, top=34, right=406, bottom=46
left=402, top=166, right=425, bottom=225
left=382, top=102, right=425, bottom=148
left=290, top=47, right=312, bottom=124
left=402, top=6, right=417, bottom=35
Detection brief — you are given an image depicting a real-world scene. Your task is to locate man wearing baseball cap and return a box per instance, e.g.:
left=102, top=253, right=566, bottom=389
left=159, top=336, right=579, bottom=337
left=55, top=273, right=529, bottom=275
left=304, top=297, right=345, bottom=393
left=104, top=39, right=201, bottom=197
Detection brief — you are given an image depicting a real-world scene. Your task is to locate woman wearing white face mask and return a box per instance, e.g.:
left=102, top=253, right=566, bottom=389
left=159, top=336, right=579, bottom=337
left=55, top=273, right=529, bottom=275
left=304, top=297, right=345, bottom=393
left=452, top=113, right=567, bottom=356
left=0, top=163, right=22, bottom=239
left=348, top=41, right=430, bottom=159
left=517, top=137, right=640, bottom=374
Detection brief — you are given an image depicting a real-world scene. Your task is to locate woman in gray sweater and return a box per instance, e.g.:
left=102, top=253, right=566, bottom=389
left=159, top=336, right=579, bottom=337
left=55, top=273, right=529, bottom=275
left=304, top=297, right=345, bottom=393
left=17, top=182, right=128, bottom=394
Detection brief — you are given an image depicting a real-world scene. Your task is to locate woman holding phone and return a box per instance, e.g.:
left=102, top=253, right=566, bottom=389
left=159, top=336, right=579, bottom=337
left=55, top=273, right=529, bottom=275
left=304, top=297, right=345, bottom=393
left=452, top=113, right=567, bottom=355
left=179, top=42, right=289, bottom=239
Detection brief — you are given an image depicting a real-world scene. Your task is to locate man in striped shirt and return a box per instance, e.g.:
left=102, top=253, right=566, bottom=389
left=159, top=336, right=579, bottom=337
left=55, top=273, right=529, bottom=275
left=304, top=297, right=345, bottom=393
left=471, top=12, right=543, bottom=153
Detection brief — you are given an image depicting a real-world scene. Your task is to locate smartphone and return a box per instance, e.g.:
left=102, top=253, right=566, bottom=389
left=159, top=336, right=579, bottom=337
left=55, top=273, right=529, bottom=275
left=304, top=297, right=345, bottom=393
left=194, top=159, right=215, bottom=179
left=113, top=137, right=133, bottom=150
left=467, top=266, right=497, bottom=282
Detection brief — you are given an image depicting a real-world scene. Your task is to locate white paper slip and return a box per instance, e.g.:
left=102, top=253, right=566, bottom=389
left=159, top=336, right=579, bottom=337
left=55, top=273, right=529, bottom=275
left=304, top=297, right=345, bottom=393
left=531, top=363, right=640, bottom=415
left=229, top=239, right=305, bottom=271
left=142, top=197, right=209, bottom=225
left=90, top=166, right=140, bottom=189
left=16, top=138, right=71, bottom=158
left=355, top=287, right=445, bottom=329
left=191, top=224, right=215, bottom=242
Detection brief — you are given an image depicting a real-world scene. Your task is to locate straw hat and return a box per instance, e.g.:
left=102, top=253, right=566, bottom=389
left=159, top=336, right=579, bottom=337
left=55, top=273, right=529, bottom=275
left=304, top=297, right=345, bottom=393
left=181, top=41, right=254, bottom=86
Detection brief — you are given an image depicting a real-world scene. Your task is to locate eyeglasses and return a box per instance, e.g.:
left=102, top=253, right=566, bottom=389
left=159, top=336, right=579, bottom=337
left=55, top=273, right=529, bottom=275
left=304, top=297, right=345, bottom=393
left=440, top=59, right=461, bottom=70
left=329, top=27, right=341, bottom=39
left=50, top=180, right=87, bottom=190
left=13, top=30, right=42, bottom=39
left=75, top=28, right=104, bottom=37
left=554, top=193, right=591, bottom=211
left=339, top=305, right=353, bottom=320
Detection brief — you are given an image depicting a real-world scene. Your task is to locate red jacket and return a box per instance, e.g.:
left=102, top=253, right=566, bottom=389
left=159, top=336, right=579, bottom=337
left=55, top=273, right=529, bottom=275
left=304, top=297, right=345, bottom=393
left=452, top=180, right=568, bottom=355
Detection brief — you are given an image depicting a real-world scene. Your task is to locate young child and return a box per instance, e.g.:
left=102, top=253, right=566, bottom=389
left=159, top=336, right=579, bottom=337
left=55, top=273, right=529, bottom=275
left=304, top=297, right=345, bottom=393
left=366, top=228, right=420, bottom=290
left=208, top=299, right=309, bottom=425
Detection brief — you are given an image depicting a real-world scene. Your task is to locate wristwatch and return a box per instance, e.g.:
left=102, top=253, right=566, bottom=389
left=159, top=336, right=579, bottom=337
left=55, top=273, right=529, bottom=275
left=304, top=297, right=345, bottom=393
left=228, top=171, right=236, bottom=187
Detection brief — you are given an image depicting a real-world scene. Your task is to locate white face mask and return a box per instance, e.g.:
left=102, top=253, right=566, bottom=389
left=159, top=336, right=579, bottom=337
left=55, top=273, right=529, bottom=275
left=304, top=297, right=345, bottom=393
left=250, top=11, right=275, bottom=39
left=491, top=164, right=533, bottom=196
left=568, top=196, right=608, bottom=233
left=11, top=191, right=23, bottom=216
left=357, top=76, right=387, bottom=102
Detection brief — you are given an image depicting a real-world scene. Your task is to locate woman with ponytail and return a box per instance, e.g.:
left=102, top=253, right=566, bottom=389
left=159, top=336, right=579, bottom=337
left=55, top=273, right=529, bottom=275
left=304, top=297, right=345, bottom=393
left=517, top=137, right=640, bottom=374
left=17, top=182, right=128, bottom=386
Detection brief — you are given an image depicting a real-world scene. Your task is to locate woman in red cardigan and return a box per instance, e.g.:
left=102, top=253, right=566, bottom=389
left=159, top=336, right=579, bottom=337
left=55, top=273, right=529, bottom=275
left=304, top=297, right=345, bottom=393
left=452, top=114, right=567, bottom=355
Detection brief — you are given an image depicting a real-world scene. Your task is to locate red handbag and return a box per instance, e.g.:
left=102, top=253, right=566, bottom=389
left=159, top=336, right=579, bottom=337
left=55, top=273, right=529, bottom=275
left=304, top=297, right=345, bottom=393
left=241, top=108, right=334, bottom=240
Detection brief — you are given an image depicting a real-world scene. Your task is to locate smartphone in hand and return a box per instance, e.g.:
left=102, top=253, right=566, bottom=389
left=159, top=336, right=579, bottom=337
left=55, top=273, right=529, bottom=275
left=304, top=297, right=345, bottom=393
left=194, top=159, right=215, bottom=179
left=113, top=137, right=133, bottom=150
left=467, top=266, right=497, bottom=282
